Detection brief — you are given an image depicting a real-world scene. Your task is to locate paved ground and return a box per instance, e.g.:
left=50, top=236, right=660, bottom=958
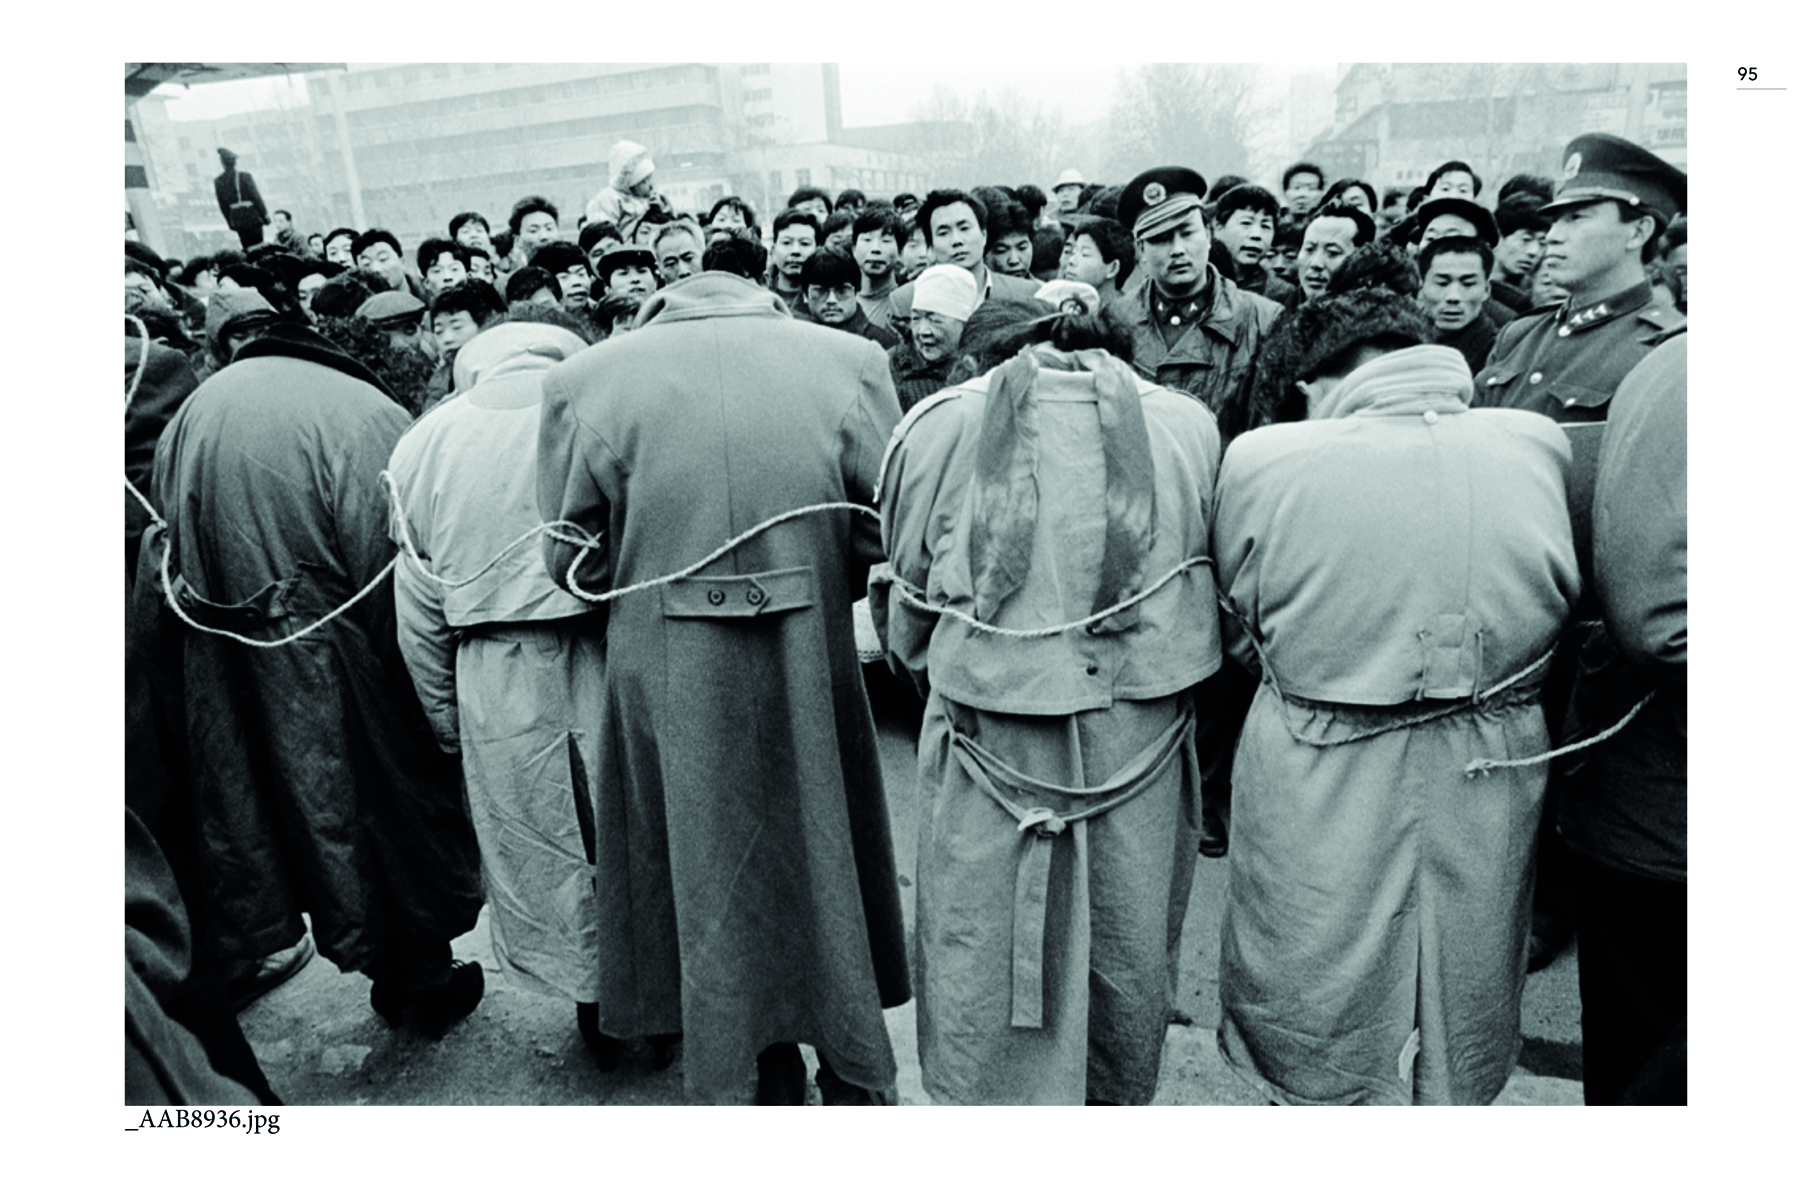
left=239, top=676, right=1583, bottom=1106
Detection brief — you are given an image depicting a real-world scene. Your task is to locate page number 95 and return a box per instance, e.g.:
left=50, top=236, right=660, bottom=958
left=1739, top=67, right=1759, bottom=82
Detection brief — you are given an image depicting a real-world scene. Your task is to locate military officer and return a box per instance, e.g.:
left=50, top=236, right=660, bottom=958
left=1470, top=133, right=1685, bottom=976
left=1472, top=133, right=1686, bottom=425
left=1106, top=166, right=1282, bottom=428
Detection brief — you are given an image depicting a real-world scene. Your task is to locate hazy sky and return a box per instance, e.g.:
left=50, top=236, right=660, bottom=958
left=150, top=62, right=1335, bottom=129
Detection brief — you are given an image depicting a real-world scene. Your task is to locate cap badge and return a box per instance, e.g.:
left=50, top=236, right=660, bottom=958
left=1562, top=152, right=1582, bottom=181
left=1143, top=181, right=1167, bottom=206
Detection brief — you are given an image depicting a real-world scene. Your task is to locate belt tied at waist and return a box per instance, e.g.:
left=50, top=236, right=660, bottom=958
left=950, top=707, right=1193, bottom=1030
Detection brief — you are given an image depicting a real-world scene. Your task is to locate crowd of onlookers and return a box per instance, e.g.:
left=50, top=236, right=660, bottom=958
left=126, top=133, right=1687, bottom=1108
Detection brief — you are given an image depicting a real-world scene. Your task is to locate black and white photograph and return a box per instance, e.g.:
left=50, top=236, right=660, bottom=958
left=82, top=29, right=1807, bottom=1187
left=117, top=57, right=1690, bottom=1111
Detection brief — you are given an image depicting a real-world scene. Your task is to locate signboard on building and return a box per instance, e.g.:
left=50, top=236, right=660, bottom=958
left=1644, top=81, right=1687, bottom=147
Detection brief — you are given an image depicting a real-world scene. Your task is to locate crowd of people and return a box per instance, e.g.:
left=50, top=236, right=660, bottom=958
left=125, top=130, right=1687, bottom=1107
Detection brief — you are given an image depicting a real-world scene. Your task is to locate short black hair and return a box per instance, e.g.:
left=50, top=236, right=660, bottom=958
left=772, top=207, right=822, bottom=242
left=1307, top=203, right=1376, bottom=247
left=1612, top=200, right=1667, bottom=263
left=1416, top=235, right=1495, bottom=279
left=892, top=193, right=919, bottom=211
left=834, top=188, right=867, bottom=211
left=1320, top=178, right=1378, bottom=213
left=448, top=211, right=490, bottom=240
left=530, top=242, right=590, bottom=276
left=1661, top=214, right=1687, bottom=255
left=125, top=239, right=168, bottom=279
left=504, top=266, right=561, bottom=303
left=1493, top=194, right=1552, bottom=240
left=1281, top=161, right=1325, bottom=191
left=1031, top=226, right=1064, bottom=276
left=983, top=197, right=1034, bottom=246
left=416, top=238, right=472, bottom=275
left=579, top=221, right=623, bottom=255
left=508, top=195, right=559, bottom=236
left=1381, top=187, right=1411, bottom=209
left=707, top=195, right=758, bottom=229
left=917, top=189, right=988, bottom=242
left=801, top=247, right=861, bottom=290
left=429, top=279, right=507, bottom=324
left=1326, top=241, right=1423, bottom=299
left=592, top=292, right=643, bottom=333
left=1069, top=217, right=1135, bottom=288
left=325, top=227, right=359, bottom=251
left=1207, top=174, right=1249, bottom=205
left=273, top=208, right=292, bottom=222
left=1213, top=184, right=1280, bottom=226
left=1497, top=173, right=1555, bottom=206
left=853, top=203, right=906, bottom=249
left=1271, top=222, right=1304, bottom=252
left=350, top=229, right=402, bottom=260
left=1425, top=160, right=1483, bottom=195
left=490, top=231, right=515, bottom=260
left=1012, top=185, right=1047, bottom=221
left=701, top=234, right=767, bottom=281
left=310, top=271, right=383, bottom=319
left=821, top=210, right=856, bottom=242
left=786, top=185, right=834, bottom=213
left=176, top=255, right=215, bottom=286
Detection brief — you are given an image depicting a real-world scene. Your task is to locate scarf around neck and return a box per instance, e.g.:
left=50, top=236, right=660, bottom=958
left=1311, top=343, right=1475, bottom=421
left=968, top=345, right=1157, bottom=629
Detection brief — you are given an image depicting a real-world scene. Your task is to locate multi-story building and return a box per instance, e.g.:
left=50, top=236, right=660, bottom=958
left=1302, top=63, right=1687, bottom=202
left=132, top=63, right=947, bottom=259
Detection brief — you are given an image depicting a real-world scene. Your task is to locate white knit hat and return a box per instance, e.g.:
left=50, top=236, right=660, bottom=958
left=911, top=264, right=980, bottom=321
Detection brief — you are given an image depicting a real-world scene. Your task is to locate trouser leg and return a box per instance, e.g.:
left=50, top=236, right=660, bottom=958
left=1571, top=847, right=1686, bottom=1105
left=754, top=1042, right=806, bottom=1105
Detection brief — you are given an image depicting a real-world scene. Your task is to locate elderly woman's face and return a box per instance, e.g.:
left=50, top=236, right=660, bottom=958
left=909, top=310, right=965, bottom=364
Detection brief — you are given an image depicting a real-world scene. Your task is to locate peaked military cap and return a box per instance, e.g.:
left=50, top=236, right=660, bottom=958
left=1118, top=167, right=1209, bottom=240
left=1542, top=133, right=1686, bottom=221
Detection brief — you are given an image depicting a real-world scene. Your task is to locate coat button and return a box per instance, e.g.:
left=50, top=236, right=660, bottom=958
left=1423, top=410, right=1438, bottom=424
left=1557, top=327, right=1570, bottom=338
left=1529, top=371, right=1543, bottom=384
left=1485, top=376, right=1498, bottom=386
left=1085, top=665, right=1099, bottom=676
left=746, top=587, right=766, bottom=606
left=707, top=588, right=725, bottom=605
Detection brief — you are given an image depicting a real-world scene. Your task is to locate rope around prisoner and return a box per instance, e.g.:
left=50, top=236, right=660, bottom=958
left=123, top=320, right=1647, bottom=770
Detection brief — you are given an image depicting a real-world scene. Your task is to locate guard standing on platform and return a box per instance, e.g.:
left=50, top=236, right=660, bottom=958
left=1471, top=133, right=1685, bottom=973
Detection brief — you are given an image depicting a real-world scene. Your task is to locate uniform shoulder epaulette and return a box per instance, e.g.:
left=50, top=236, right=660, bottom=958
left=1637, top=303, right=1687, bottom=341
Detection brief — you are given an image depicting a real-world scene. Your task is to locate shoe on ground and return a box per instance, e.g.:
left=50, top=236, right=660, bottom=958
left=1526, top=931, right=1568, bottom=974
left=221, top=933, right=315, bottom=1014
left=645, top=1032, right=682, bottom=1072
left=370, top=960, right=485, bottom=1038
left=576, top=1003, right=626, bottom=1073
left=754, top=1042, right=807, bottom=1105
left=412, top=960, right=485, bottom=1038
left=814, top=1062, right=896, bottom=1106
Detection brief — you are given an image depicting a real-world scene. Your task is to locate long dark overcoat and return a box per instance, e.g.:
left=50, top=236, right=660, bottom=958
left=537, top=272, right=911, bottom=1103
left=143, top=333, right=481, bottom=971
